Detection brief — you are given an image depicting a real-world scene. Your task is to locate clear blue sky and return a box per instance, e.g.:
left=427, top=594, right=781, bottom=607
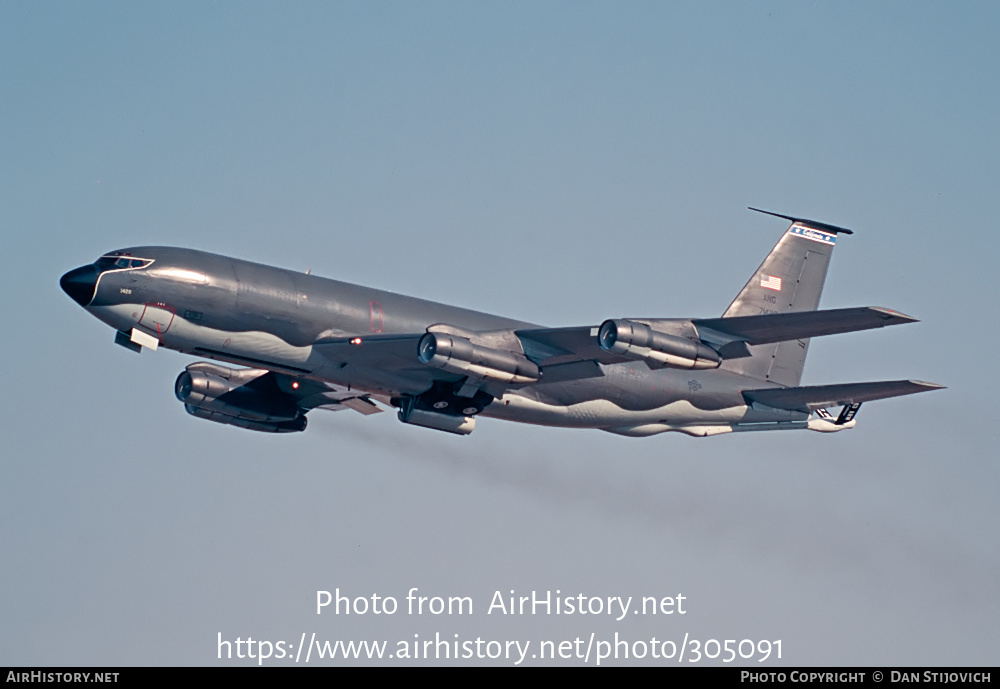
left=2, top=2, right=997, bottom=665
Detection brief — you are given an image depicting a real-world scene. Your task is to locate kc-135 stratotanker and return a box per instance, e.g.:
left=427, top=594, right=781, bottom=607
left=60, top=209, right=942, bottom=436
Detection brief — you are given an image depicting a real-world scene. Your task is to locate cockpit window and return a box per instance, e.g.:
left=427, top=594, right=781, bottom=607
left=95, top=252, right=153, bottom=271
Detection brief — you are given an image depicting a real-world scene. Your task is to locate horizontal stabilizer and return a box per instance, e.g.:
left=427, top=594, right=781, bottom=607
left=744, top=380, right=945, bottom=413
left=748, top=207, right=854, bottom=235
left=695, top=306, right=917, bottom=347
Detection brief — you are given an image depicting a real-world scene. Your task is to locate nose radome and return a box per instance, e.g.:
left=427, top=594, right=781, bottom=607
left=60, top=265, right=99, bottom=307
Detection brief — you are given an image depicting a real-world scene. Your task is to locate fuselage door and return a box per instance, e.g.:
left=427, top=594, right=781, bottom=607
left=139, top=303, right=176, bottom=335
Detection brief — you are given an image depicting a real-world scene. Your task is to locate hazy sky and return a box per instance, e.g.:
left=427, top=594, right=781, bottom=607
left=2, top=2, right=997, bottom=666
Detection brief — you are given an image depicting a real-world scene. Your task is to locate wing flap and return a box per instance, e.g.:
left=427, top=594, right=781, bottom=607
left=743, top=379, right=945, bottom=413
left=337, top=396, right=384, bottom=415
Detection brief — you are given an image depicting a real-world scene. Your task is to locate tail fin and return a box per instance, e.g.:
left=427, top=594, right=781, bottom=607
left=721, top=208, right=854, bottom=386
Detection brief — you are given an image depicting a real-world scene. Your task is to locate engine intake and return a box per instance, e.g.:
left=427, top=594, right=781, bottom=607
left=598, top=319, right=722, bottom=370
left=174, top=362, right=306, bottom=433
left=418, top=332, right=539, bottom=384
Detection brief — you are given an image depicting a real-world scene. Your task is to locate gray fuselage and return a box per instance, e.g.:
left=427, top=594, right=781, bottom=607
left=61, top=246, right=805, bottom=436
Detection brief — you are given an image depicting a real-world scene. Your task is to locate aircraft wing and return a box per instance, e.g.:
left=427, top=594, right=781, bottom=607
left=312, top=334, right=454, bottom=395
left=743, top=379, right=945, bottom=413
left=247, top=368, right=387, bottom=415
left=311, top=307, right=927, bottom=396
left=515, top=326, right=629, bottom=366
left=314, top=333, right=427, bottom=370
left=693, top=306, right=917, bottom=347
left=515, top=306, right=917, bottom=374
left=315, top=329, right=619, bottom=393
left=514, top=326, right=634, bottom=383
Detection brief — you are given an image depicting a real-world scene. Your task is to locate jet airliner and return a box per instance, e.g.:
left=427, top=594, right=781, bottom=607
left=59, top=209, right=942, bottom=436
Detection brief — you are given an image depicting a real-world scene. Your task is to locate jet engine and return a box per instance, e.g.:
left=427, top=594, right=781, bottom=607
left=174, top=362, right=307, bottom=433
left=598, top=319, right=722, bottom=370
left=417, top=332, right=540, bottom=384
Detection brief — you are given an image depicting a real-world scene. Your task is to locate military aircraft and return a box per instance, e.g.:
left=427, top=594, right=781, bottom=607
left=59, top=209, right=942, bottom=437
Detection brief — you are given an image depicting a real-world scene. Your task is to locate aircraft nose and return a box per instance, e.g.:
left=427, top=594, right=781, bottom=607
left=60, top=264, right=99, bottom=307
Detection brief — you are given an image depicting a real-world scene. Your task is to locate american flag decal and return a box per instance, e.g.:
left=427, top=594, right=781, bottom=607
left=760, top=275, right=782, bottom=291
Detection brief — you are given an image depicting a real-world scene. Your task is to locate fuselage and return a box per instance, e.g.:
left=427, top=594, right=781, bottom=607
left=61, top=246, right=808, bottom=436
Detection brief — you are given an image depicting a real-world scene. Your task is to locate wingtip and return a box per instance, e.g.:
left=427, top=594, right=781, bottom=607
left=909, top=380, right=946, bottom=391
left=870, top=306, right=919, bottom=323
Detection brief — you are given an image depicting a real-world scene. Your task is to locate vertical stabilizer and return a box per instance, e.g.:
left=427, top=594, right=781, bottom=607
left=721, top=209, right=853, bottom=386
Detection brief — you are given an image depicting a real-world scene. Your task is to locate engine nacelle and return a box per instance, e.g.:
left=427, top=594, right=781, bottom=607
left=418, top=332, right=540, bottom=384
left=182, top=404, right=307, bottom=433
left=397, top=407, right=476, bottom=435
left=174, top=362, right=306, bottom=433
left=598, top=319, right=722, bottom=370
